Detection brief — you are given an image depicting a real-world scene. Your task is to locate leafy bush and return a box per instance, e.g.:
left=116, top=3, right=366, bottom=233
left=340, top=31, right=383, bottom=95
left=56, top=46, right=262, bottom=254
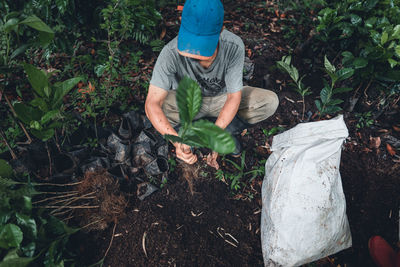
left=13, top=64, right=81, bottom=141
left=316, top=0, right=400, bottom=88
left=0, top=159, right=78, bottom=266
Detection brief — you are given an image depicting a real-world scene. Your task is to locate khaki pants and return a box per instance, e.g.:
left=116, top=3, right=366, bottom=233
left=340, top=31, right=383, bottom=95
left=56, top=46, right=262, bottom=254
left=162, top=86, right=279, bottom=127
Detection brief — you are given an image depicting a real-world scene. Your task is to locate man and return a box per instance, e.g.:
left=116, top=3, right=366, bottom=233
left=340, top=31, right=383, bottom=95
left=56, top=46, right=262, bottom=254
left=145, top=0, right=278, bottom=167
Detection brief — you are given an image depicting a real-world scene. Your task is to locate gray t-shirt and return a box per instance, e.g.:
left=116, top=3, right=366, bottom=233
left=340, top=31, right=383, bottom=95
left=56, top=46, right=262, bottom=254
left=150, top=30, right=244, bottom=97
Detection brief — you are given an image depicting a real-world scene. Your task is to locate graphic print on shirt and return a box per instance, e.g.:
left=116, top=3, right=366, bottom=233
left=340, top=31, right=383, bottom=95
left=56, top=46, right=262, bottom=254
left=193, top=71, right=225, bottom=97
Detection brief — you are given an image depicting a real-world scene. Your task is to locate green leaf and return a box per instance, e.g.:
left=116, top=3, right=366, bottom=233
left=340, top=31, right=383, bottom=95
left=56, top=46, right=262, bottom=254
left=0, top=160, right=13, bottom=179
left=0, top=224, right=23, bottom=249
left=52, top=77, right=81, bottom=109
left=350, top=14, right=362, bottom=25
left=10, top=44, right=30, bottom=60
left=353, top=58, right=368, bottom=69
left=0, top=211, right=12, bottom=225
left=327, top=99, right=344, bottom=105
left=94, top=64, right=107, bottom=77
left=40, top=110, right=60, bottom=125
left=21, top=242, right=36, bottom=258
left=333, top=87, right=353, bottom=94
left=396, top=46, right=400, bottom=58
left=392, top=25, right=400, bottom=39
left=30, top=128, right=54, bottom=141
left=381, top=31, right=389, bottom=45
left=377, top=70, right=400, bottom=82
left=23, top=63, right=48, bottom=97
left=30, top=98, right=48, bottom=112
left=13, top=102, right=43, bottom=125
left=191, top=120, right=235, bottom=154
left=324, top=105, right=342, bottom=114
left=337, top=68, right=354, bottom=81
left=43, top=86, right=51, bottom=98
left=15, top=213, right=37, bottom=240
left=324, top=55, right=336, bottom=74
left=0, top=248, right=33, bottom=266
left=4, top=18, right=19, bottom=33
left=388, top=58, right=398, bottom=68
left=163, top=134, right=184, bottom=144
left=38, top=31, right=54, bottom=46
left=176, top=76, right=202, bottom=125
left=315, top=100, right=322, bottom=112
left=20, top=15, right=54, bottom=33
left=320, top=86, right=331, bottom=104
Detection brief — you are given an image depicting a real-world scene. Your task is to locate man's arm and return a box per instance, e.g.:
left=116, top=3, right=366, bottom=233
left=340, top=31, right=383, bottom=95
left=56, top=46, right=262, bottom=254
left=215, top=90, right=242, bottom=129
left=145, top=84, right=197, bottom=164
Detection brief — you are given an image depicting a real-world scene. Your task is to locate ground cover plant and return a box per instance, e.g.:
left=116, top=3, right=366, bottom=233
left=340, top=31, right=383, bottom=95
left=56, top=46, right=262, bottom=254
left=0, top=0, right=399, bottom=266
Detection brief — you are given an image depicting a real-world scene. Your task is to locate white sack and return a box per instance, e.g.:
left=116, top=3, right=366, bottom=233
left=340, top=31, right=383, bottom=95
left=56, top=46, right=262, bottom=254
left=261, top=115, right=352, bottom=267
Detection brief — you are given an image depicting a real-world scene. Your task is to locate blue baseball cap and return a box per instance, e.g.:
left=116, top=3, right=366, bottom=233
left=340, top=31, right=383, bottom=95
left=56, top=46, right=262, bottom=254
left=177, top=0, right=224, bottom=58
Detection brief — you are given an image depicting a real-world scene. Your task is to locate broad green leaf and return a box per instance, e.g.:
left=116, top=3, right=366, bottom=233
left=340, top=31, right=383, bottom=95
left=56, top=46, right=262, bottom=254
left=0, top=255, right=33, bottom=267
left=0, top=159, right=13, bottom=179
left=52, top=77, right=81, bottom=109
left=320, top=86, right=331, bottom=104
left=30, top=128, right=54, bottom=141
left=4, top=18, right=19, bottom=33
left=20, top=15, right=54, bottom=33
left=315, top=100, right=322, bottom=112
left=353, top=58, right=368, bottom=69
left=30, top=98, right=48, bottom=112
left=94, top=64, right=107, bottom=77
left=163, top=134, right=184, bottom=144
left=333, top=87, right=353, bottom=94
left=388, top=58, right=398, bottom=68
left=324, top=105, right=342, bottom=114
left=0, top=224, right=23, bottom=249
left=40, top=110, right=60, bottom=125
left=327, top=99, right=344, bottom=105
left=13, top=103, right=42, bottom=125
left=23, top=63, right=48, bottom=97
left=38, top=31, right=54, bottom=46
left=10, top=44, right=30, bottom=60
left=43, top=86, right=51, bottom=98
left=392, top=25, right=400, bottom=39
left=0, top=211, right=12, bottom=225
left=30, top=121, right=41, bottom=130
left=15, top=213, right=37, bottom=240
left=381, top=31, right=389, bottom=45
left=396, top=46, right=400, bottom=58
left=364, top=17, right=377, bottom=28
left=324, top=55, right=336, bottom=74
left=191, top=120, right=235, bottom=154
left=337, top=68, right=354, bottom=81
left=176, top=77, right=202, bottom=125
left=21, top=196, right=32, bottom=213
left=21, top=242, right=36, bottom=258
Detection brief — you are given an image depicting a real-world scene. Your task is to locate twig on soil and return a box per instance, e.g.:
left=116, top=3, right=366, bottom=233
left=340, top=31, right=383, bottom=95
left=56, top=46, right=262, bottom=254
left=103, top=221, right=118, bottom=262
left=0, top=130, right=17, bottom=159
left=142, top=231, right=148, bottom=258
left=46, top=142, right=52, bottom=176
left=363, top=79, right=373, bottom=98
left=38, top=190, right=79, bottom=194
left=34, top=181, right=83, bottom=187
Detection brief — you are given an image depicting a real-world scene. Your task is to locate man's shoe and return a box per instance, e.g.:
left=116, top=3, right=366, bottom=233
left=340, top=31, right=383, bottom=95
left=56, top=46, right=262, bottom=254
left=368, top=236, right=397, bottom=267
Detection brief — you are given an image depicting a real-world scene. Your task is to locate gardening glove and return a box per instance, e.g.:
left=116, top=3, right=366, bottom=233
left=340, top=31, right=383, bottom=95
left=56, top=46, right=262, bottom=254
left=206, top=151, right=219, bottom=170
left=175, top=143, right=197, bottom=165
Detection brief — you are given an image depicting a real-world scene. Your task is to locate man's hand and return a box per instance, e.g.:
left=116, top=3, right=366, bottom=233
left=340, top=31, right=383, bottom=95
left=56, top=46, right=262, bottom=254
left=206, top=151, right=219, bottom=170
left=175, top=143, right=197, bottom=164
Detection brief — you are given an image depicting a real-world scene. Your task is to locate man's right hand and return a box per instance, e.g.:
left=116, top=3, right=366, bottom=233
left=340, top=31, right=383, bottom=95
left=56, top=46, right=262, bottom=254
left=175, top=143, right=197, bottom=164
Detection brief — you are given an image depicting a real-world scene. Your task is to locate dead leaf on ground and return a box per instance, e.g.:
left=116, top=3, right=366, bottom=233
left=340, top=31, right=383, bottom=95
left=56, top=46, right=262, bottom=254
left=386, top=143, right=396, bottom=156
left=159, top=27, right=166, bottom=40
left=393, top=125, right=400, bottom=132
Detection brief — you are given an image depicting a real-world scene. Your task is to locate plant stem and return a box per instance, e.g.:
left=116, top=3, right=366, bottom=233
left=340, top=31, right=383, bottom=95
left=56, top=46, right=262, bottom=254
left=301, top=95, right=305, bottom=121
left=0, top=129, right=17, bottom=159
left=4, top=94, right=32, bottom=144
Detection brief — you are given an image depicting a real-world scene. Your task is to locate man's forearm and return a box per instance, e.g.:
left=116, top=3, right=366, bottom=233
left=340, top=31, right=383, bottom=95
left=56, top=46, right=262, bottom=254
left=145, top=104, right=178, bottom=138
left=215, top=91, right=242, bottom=129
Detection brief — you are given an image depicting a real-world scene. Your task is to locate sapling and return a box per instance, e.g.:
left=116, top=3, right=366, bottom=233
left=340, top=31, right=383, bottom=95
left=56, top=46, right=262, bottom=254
left=164, top=77, right=236, bottom=194
left=315, top=56, right=354, bottom=116
left=277, top=55, right=311, bottom=120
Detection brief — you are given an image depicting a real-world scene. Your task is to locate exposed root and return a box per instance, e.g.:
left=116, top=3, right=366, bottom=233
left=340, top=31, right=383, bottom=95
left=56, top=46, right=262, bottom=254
left=178, top=161, right=200, bottom=195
